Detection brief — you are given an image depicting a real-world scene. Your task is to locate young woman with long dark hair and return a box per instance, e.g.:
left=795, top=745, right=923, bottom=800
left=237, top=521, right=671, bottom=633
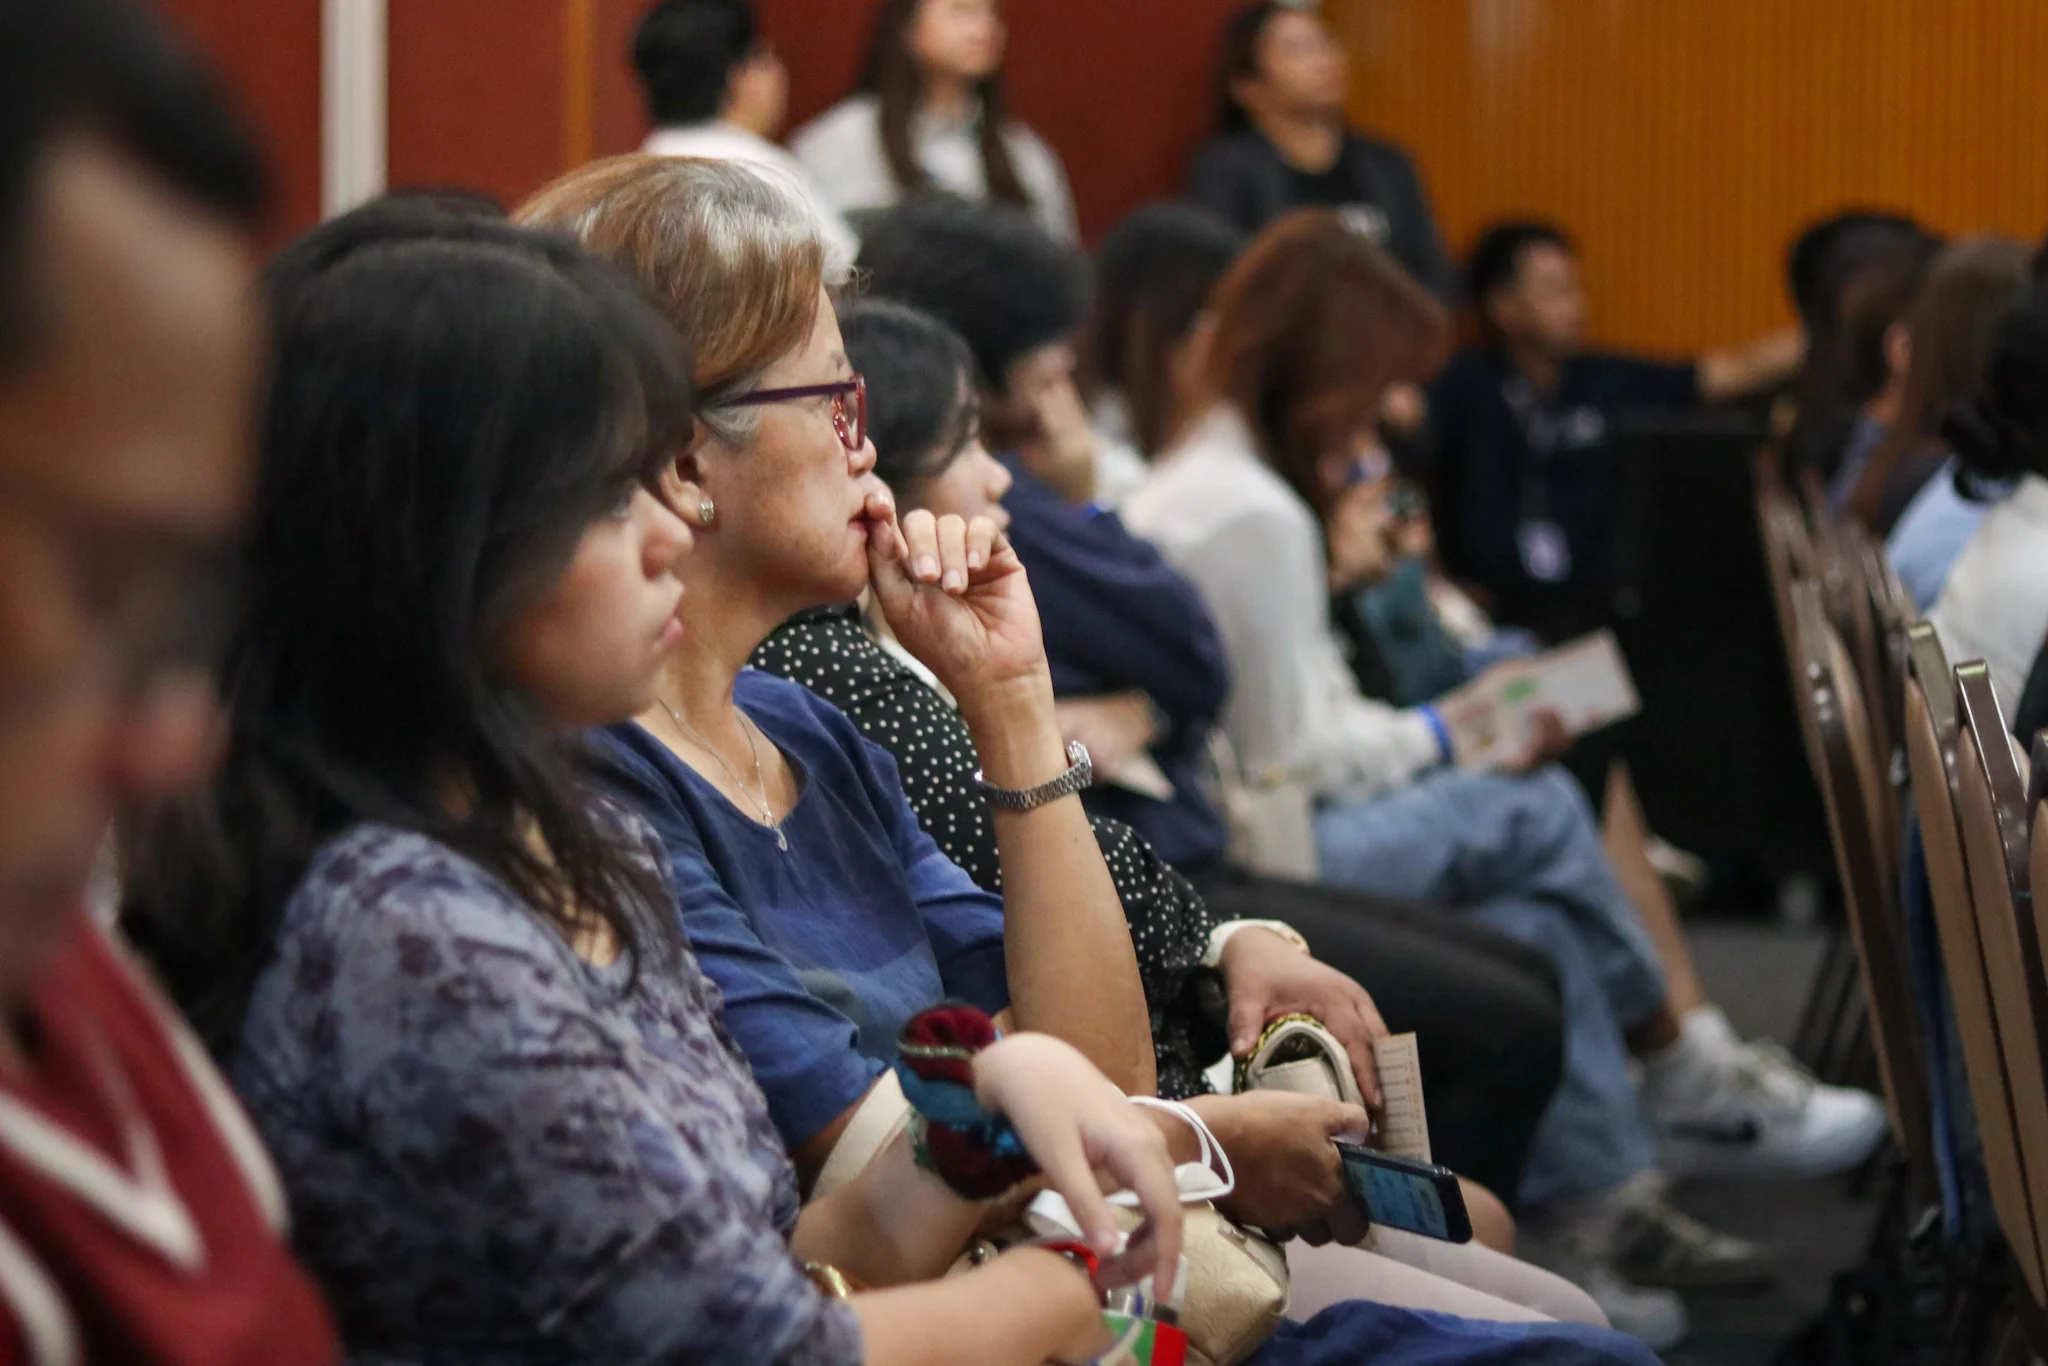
left=791, top=0, right=1076, bottom=241
left=121, top=202, right=1187, bottom=1366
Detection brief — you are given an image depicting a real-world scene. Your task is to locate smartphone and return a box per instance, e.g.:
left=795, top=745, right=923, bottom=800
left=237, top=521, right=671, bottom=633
left=1332, top=1140, right=1473, bottom=1243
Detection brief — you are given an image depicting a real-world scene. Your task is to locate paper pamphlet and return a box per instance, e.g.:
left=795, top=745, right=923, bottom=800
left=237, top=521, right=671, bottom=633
left=1434, top=630, right=1639, bottom=773
left=1371, top=1032, right=1431, bottom=1162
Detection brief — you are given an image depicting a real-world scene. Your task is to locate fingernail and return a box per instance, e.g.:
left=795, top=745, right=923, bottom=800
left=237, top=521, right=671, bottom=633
left=916, top=556, right=939, bottom=580
left=969, top=550, right=986, bottom=569
left=942, top=570, right=964, bottom=592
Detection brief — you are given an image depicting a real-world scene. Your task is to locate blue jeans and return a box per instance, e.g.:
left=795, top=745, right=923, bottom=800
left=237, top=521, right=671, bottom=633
left=1315, top=767, right=1665, bottom=1207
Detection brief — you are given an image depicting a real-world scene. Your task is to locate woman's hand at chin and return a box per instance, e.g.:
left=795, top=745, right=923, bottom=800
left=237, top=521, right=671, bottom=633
left=867, top=504, right=1053, bottom=714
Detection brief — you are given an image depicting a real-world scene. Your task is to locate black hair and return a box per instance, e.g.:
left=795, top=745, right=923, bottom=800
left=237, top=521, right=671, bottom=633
left=121, top=209, right=692, bottom=1053
left=632, top=0, right=758, bottom=128
left=0, top=0, right=267, bottom=366
left=839, top=299, right=980, bottom=498
left=1085, top=203, right=1244, bottom=454
left=1785, top=209, right=1921, bottom=332
left=1216, top=3, right=1292, bottom=132
left=1464, top=220, right=1574, bottom=316
left=857, top=193, right=1086, bottom=391
left=1781, top=217, right=1942, bottom=475
left=2032, top=231, right=2048, bottom=283
left=1944, top=281, right=2048, bottom=494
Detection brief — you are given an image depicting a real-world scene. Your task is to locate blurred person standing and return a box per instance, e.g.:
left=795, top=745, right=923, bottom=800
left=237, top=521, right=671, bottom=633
left=1428, top=221, right=1803, bottom=643
left=792, top=0, right=1076, bottom=242
left=0, top=0, right=337, bottom=1358
left=633, top=0, right=859, bottom=270
left=1186, top=1, right=1454, bottom=303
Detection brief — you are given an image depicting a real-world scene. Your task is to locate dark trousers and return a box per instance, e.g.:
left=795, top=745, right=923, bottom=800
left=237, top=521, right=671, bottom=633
left=1187, top=862, right=1566, bottom=1202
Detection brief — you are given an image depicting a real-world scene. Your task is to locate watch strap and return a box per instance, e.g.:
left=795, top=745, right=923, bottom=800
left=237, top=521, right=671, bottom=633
left=976, top=740, right=1093, bottom=811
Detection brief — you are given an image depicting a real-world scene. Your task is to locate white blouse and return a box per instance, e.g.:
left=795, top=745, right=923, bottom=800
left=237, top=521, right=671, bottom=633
left=789, top=93, right=1078, bottom=244
left=1929, top=472, right=2048, bottom=708
left=1121, top=405, right=1443, bottom=804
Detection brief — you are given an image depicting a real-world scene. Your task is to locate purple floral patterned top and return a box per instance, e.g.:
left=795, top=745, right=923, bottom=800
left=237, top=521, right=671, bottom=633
left=229, top=820, right=861, bottom=1366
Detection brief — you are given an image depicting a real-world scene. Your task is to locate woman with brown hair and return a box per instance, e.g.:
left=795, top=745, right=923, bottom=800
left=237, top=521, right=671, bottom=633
left=1124, top=209, right=1886, bottom=1341
left=1842, top=236, right=2032, bottom=535
left=790, top=0, right=1075, bottom=242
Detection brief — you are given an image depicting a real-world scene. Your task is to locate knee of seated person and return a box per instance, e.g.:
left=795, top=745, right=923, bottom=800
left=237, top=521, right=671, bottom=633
left=1458, top=1178, right=1516, bottom=1255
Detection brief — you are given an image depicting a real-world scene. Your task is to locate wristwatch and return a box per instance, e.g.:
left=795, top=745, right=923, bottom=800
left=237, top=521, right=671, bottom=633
left=975, top=740, right=1093, bottom=811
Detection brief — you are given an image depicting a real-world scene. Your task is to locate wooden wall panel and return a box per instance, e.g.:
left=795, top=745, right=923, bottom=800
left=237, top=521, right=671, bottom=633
left=146, top=0, right=322, bottom=248
left=1332, top=0, right=2048, bottom=354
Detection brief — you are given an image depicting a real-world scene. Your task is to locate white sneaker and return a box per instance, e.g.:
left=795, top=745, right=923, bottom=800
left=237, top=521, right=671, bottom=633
left=1520, top=1178, right=1691, bottom=1351
left=1643, top=1007, right=1889, bottom=1179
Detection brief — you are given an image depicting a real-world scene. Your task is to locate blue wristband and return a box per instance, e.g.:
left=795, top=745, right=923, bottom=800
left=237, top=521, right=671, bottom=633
left=1419, top=705, right=1454, bottom=766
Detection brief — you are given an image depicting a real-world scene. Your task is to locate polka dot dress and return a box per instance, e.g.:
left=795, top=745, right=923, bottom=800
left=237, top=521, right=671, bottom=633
left=753, top=605, right=1228, bottom=1099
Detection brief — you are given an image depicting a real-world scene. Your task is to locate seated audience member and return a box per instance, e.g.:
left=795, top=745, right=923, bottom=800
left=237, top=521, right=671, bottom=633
left=1853, top=237, right=2030, bottom=606
left=767, top=296, right=1574, bottom=1236
left=1186, top=2, right=1453, bottom=302
left=1844, top=237, right=2029, bottom=536
left=792, top=0, right=1076, bottom=242
left=1085, top=203, right=1249, bottom=458
left=1779, top=211, right=1937, bottom=483
left=849, top=200, right=1574, bottom=1203
left=1926, top=282, right=2048, bottom=706
left=125, top=203, right=1196, bottom=1365
left=632, top=0, right=858, bottom=269
left=1126, top=209, right=1889, bottom=1337
left=0, top=2, right=337, bottom=1358
left=1428, top=222, right=1804, bottom=643
left=521, top=156, right=1682, bottom=1357
left=1822, top=234, right=1942, bottom=515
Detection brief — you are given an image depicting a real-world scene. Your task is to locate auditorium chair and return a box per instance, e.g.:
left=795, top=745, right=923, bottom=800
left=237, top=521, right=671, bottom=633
left=1909, top=627, right=2046, bottom=1303
left=1788, top=576, right=1934, bottom=1194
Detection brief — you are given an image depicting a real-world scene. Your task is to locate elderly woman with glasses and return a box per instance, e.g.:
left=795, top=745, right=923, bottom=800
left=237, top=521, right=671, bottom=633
left=517, top=155, right=1170, bottom=1192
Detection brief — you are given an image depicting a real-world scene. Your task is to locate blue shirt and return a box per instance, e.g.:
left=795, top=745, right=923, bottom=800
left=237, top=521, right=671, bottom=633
left=233, top=821, right=860, bottom=1366
left=1889, top=456, right=2003, bottom=612
left=998, top=453, right=1233, bottom=867
left=592, top=669, right=1008, bottom=1150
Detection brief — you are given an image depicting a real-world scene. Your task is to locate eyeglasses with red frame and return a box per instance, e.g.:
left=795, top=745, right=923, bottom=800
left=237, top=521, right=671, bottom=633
left=717, top=375, right=867, bottom=454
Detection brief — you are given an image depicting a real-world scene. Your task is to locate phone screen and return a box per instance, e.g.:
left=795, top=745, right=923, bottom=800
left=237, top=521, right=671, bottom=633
left=1338, top=1146, right=1453, bottom=1240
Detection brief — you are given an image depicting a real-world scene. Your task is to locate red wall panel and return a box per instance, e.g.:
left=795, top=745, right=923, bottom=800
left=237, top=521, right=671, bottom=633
left=145, top=0, right=322, bottom=248
left=387, top=0, right=570, bottom=209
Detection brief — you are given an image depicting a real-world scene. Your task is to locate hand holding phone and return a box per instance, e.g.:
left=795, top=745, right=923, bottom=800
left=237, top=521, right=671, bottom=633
left=1332, top=1140, right=1473, bottom=1243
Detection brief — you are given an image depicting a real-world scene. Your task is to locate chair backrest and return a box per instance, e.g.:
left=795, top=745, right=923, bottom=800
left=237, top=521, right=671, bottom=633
left=1907, top=629, right=2045, bottom=1301
left=1864, top=534, right=1918, bottom=719
left=1756, top=450, right=1819, bottom=706
left=1955, top=661, right=2048, bottom=1303
left=1789, top=577, right=1934, bottom=1186
left=1831, top=521, right=1901, bottom=772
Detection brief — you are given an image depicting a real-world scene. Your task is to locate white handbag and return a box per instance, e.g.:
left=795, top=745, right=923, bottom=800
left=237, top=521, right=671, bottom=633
left=1208, top=733, right=1319, bottom=881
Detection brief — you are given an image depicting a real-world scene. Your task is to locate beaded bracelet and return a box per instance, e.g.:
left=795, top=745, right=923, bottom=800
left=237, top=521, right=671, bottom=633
left=892, top=1003, right=1040, bottom=1199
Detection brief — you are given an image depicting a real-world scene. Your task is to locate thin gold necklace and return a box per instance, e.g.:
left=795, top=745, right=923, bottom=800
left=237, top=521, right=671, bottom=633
left=659, top=696, right=789, bottom=851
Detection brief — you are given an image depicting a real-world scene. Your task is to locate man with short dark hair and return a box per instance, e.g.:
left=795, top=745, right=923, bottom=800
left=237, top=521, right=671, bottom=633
left=632, top=0, right=857, bottom=268
left=1429, top=220, right=1804, bottom=641
left=0, top=0, right=336, bottom=1357
left=1186, top=1, right=1453, bottom=302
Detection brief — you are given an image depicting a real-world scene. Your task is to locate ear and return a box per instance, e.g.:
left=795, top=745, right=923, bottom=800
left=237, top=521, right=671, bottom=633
left=1884, top=320, right=1913, bottom=379
left=1227, top=74, right=1265, bottom=118
left=1317, top=451, right=1353, bottom=496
